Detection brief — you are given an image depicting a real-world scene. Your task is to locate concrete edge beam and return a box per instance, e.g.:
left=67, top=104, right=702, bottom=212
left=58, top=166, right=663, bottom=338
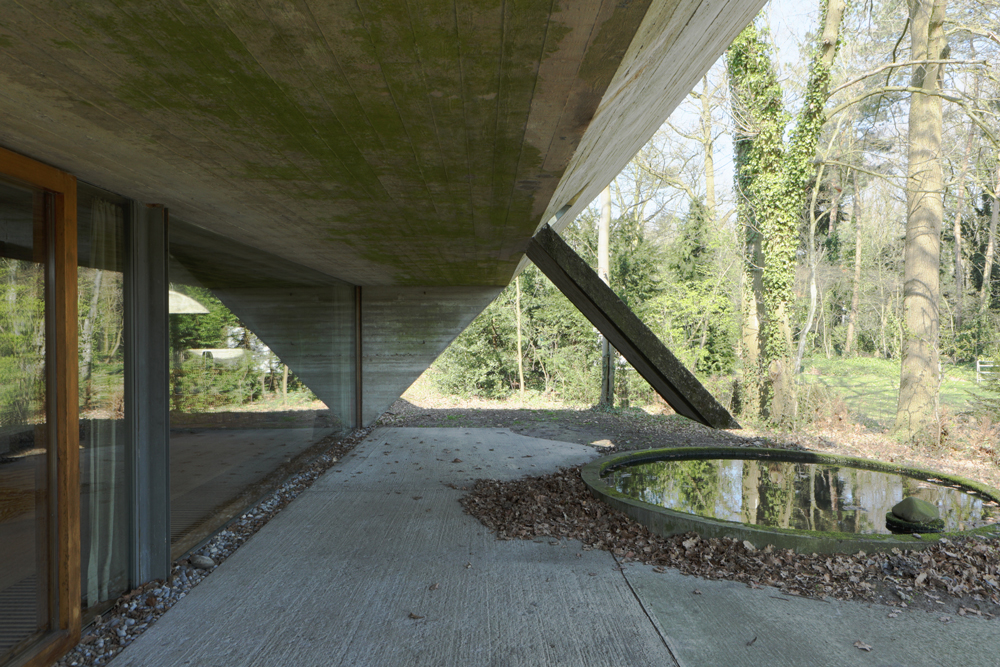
left=526, top=224, right=739, bottom=429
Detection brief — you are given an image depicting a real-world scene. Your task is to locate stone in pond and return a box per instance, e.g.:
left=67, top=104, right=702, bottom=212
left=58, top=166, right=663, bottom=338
left=891, top=497, right=939, bottom=523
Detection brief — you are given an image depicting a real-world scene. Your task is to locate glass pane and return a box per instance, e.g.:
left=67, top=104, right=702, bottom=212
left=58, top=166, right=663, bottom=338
left=167, top=219, right=354, bottom=555
left=78, top=191, right=128, bottom=613
left=0, top=180, right=49, bottom=660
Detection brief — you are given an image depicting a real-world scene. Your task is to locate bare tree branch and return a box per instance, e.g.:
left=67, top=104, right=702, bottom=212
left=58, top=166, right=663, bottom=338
left=830, top=59, right=985, bottom=96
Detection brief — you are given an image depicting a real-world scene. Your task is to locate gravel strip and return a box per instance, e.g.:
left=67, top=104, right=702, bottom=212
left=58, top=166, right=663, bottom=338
left=460, top=466, right=1000, bottom=617
left=56, top=427, right=372, bottom=667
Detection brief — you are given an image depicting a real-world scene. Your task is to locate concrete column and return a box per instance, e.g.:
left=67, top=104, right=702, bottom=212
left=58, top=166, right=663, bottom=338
left=125, top=203, right=170, bottom=584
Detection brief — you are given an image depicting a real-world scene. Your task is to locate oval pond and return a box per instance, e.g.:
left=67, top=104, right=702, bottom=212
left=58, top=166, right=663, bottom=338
left=602, top=458, right=1000, bottom=534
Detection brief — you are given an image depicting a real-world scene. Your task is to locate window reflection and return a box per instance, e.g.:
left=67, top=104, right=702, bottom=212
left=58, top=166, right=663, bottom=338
left=0, top=180, right=49, bottom=661
left=77, top=190, right=128, bottom=615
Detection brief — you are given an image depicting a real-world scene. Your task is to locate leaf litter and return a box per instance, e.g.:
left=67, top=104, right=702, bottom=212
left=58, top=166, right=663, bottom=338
left=460, top=465, right=1000, bottom=616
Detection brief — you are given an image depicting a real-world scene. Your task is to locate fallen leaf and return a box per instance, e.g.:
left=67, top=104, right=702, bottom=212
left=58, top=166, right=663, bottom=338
left=452, top=458, right=463, bottom=463
left=746, top=636, right=757, bottom=647
left=854, top=641, right=873, bottom=652
left=939, top=615, right=951, bottom=623
left=408, top=612, right=424, bottom=620
left=743, top=540, right=756, bottom=552
left=652, top=566, right=666, bottom=574
left=465, top=562, right=472, bottom=569
left=412, top=496, right=423, bottom=500
left=429, top=583, right=440, bottom=591
left=887, top=612, right=899, bottom=618
left=692, top=589, right=702, bottom=595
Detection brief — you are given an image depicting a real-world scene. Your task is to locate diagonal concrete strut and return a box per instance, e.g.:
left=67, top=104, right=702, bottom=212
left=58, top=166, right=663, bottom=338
left=526, top=224, right=739, bottom=429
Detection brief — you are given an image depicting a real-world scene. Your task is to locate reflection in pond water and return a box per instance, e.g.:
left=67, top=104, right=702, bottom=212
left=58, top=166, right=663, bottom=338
left=603, top=458, right=1000, bottom=534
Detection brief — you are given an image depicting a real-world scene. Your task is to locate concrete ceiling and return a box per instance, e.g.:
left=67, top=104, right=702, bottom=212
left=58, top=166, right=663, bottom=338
left=0, top=0, right=762, bottom=287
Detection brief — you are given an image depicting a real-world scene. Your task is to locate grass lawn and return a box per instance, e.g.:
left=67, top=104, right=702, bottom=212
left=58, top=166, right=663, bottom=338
left=800, top=356, right=987, bottom=428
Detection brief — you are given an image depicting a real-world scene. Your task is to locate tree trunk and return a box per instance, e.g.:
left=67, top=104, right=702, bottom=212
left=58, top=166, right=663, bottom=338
left=701, top=76, right=716, bottom=223
left=795, top=167, right=826, bottom=376
left=894, top=0, right=948, bottom=443
left=598, top=186, right=614, bottom=407
left=829, top=168, right=842, bottom=246
left=742, top=461, right=760, bottom=525
left=980, top=165, right=1000, bottom=313
left=515, top=275, right=524, bottom=401
left=767, top=0, right=846, bottom=424
left=282, top=364, right=288, bottom=405
left=953, top=66, right=977, bottom=331
left=845, top=169, right=863, bottom=356
left=740, top=232, right=765, bottom=418
left=728, top=25, right=777, bottom=420
left=81, top=270, right=103, bottom=409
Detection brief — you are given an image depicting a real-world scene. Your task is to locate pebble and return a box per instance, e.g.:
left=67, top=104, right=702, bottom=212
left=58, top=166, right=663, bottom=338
left=189, top=554, right=216, bottom=569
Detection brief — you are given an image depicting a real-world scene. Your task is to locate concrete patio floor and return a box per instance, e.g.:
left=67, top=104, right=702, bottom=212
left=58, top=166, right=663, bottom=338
left=115, top=427, right=997, bottom=667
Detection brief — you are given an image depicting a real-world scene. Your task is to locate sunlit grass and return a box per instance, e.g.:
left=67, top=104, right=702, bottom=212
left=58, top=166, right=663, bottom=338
left=800, top=357, right=985, bottom=427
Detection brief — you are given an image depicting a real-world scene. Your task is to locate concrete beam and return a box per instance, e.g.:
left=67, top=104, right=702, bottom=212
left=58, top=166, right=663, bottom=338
left=208, top=286, right=357, bottom=430
left=168, top=219, right=358, bottom=430
left=526, top=225, right=738, bottom=429
left=361, top=286, right=502, bottom=425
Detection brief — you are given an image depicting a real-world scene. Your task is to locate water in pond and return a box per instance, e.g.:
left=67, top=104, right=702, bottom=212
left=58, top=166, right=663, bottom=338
left=603, top=458, right=1000, bottom=534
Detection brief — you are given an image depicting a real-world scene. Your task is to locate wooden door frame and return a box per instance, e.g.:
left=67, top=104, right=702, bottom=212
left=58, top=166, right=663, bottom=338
left=0, top=146, right=80, bottom=667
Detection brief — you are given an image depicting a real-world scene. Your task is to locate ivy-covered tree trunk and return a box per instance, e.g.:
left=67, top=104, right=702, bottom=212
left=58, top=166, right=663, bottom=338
left=728, top=24, right=783, bottom=419
left=894, top=0, right=948, bottom=443
left=770, top=0, right=848, bottom=423
left=727, top=0, right=846, bottom=423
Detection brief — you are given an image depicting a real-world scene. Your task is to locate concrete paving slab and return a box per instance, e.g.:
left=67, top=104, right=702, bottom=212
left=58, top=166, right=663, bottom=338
left=625, top=564, right=998, bottom=667
left=115, top=428, right=678, bottom=667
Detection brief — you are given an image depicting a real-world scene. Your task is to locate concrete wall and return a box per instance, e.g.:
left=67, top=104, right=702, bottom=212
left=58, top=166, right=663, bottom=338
left=361, top=287, right=501, bottom=425
left=210, top=285, right=356, bottom=429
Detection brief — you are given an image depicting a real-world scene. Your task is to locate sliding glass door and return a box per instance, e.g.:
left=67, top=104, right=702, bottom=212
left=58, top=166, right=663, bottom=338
left=0, top=179, right=51, bottom=661
left=0, top=148, right=79, bottom=667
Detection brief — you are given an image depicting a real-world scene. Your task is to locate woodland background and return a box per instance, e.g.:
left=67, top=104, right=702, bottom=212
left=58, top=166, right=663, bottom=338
left=430, top=0, right=1000, bottom=446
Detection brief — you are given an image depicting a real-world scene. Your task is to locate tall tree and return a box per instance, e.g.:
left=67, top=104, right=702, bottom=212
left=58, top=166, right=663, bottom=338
left=894, top=0, right=949, bottom=442
left=844, top=169, right=864, bottom=356
left=727, top=0, right=847, bottom=423
left=980, top=164, right=1000, bottom=313
left=728, top=23, right=783, bottom=419
left=599, top=185, right=615, bottom=407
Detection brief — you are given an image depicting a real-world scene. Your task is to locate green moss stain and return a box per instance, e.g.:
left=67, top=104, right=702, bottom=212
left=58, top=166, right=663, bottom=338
left=51, top=38, right=82, bottom=51
left=38, top=0, right=624, bottom=285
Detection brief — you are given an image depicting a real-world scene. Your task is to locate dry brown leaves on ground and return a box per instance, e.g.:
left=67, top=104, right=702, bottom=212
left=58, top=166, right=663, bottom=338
left=460, top=466, right=1000, bottom=615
